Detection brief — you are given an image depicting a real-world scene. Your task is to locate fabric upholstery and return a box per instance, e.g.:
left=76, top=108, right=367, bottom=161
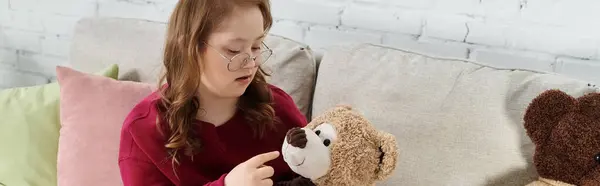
left=56, top=66, right=154, bottom=186
left=70, top=18, right=164, bottom=84
left=69, top=17, right=317, bottom=119
left=262, top=35, right=317, bottom=119
left=311, top=43, right=599, bottom=186
left=0, top=65, right=118, bottom=186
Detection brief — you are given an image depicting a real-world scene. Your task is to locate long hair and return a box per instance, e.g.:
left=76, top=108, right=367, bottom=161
left=156, top=0, right=274, bottom=165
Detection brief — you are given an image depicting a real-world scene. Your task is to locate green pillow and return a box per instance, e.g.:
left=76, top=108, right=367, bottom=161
left=0, top=64, right=119, bottom=186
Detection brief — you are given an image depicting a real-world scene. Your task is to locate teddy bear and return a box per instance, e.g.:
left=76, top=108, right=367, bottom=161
left=279, top=105, right=399, bottom=186
left=523, top=89, right=600, bottom=186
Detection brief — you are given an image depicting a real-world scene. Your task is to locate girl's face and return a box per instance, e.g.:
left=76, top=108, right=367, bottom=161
left=200, top=5, right=268, bottom=99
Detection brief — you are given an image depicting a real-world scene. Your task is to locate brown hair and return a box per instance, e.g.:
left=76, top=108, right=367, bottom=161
left=156, top=0, right=274, bottom=164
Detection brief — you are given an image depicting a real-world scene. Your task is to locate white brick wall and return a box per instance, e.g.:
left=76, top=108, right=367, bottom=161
left=340, top=5, right=422, bottom=35
left=304, top=26, right=382, bottom=49
left=98, top=0, right=176, bottom=23
left=422, top=14, right=469, bottom=42
left=470, top=48, right=557, bottom=72
left=271, top=0, right=342, bottom=26
left=556, top=57, right=600, bottom=84
left=1, top=0, right=600, bottom=89
left=0, top=48, right=17, bottom=68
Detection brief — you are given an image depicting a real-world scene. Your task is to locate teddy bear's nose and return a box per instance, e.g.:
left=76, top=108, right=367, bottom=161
left=286, top=127, right=307, bottom=149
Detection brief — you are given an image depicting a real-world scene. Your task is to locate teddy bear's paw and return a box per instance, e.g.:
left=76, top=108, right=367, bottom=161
left=375, top=131, right=399, bottom=181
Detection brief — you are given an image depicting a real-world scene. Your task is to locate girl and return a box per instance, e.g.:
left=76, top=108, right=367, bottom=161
left=118, top=0, right=312, bottom=185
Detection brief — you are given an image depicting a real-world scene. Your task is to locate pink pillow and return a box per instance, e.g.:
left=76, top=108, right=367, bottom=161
left=56, top=66, right=155, bottom=186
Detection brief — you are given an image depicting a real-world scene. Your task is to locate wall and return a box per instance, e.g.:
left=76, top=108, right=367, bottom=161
left=1, top=0, right=600, bottom=89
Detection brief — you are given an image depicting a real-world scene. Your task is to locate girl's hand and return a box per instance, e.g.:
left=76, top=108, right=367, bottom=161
left=225, top=151, right=280, bottom=186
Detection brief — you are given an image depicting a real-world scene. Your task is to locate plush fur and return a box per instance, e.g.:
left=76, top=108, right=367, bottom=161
left=281, top=105, right=399, bottom=186
left=523, top=89, right=600, bottom=186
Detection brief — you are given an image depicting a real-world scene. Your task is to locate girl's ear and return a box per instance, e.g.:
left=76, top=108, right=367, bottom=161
left=375, top=130, right=399, bottom=181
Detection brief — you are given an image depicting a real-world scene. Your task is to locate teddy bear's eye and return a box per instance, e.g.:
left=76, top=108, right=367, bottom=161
left=323, top=139, right=331, bottom=147
left=595, top=153, right=600, bottom=163
left=315, top=130, right=321, bottom=135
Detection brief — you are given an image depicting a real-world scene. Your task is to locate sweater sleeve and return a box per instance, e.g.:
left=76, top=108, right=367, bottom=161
left=118, top=157, right=173, bottom=186
left=119, top=92, right=231, bottom=186
left=118, top=126, right=175, bottom=186
left=118, top=149, right=228, bottom=186
left=119, top=123, right=227, bottom=186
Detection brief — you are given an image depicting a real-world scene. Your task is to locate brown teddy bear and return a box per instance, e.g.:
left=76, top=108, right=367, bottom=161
left=280, top=105, right=399, bottom=186
left=523, top=89, right=600, bottom=186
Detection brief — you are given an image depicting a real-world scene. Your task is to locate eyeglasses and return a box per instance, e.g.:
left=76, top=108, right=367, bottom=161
left=204, top=42, right=273, bottom=72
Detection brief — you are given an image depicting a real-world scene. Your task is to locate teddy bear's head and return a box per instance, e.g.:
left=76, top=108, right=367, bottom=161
left=524, top=89, right=600, bottom=185
left=281, top=105, right=398, bottom=185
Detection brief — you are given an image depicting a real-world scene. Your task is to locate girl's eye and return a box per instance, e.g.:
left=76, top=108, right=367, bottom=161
left=227, top=49, right=240, bottom=54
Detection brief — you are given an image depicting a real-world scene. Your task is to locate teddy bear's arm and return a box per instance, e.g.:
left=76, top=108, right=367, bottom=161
left=523, top=89, right=575, bottom=145
left=274, top=176, right=316, bottom=186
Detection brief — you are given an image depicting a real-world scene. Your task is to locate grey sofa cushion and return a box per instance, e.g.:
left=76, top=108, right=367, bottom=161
left=262, top=35, right=317, bottom=119
left=70, top=18, right=165, bottom=84
left=311, top=43, right=598, bottom=186
left=70, top=17, right=317, bottom=118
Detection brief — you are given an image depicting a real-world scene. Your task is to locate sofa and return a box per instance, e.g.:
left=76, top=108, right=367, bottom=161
left=1, top=17, right=598, bottom=186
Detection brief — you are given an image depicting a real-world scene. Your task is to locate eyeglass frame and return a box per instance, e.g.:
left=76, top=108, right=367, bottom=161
left=203, top=41, right=273, bottom=72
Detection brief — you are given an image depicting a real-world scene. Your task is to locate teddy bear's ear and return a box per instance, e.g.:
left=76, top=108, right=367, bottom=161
left=524, top=89, right=576, bottom=145
left=374, top=130, right=399, bottom=181
left=576, top=92, right=600, bottom=120
left=334, top=104, right=353, bottom=110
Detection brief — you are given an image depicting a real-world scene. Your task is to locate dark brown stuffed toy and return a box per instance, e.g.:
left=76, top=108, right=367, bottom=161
left=524, top=89, right=600, bottom=186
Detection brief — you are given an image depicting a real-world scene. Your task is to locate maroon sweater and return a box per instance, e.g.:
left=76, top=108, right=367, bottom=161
left=118, top=84, right=307, bottom=186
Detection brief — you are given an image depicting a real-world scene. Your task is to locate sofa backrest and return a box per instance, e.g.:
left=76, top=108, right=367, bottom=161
left=69, top=17, right=600, bottom=186
left=311, top=43, right=598, bottom=185
left=69, top=17, right=318, bottom=118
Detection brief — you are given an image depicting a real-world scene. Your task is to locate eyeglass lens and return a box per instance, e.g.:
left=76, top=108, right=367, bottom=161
left=228, top=50, right=272, bottom=71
